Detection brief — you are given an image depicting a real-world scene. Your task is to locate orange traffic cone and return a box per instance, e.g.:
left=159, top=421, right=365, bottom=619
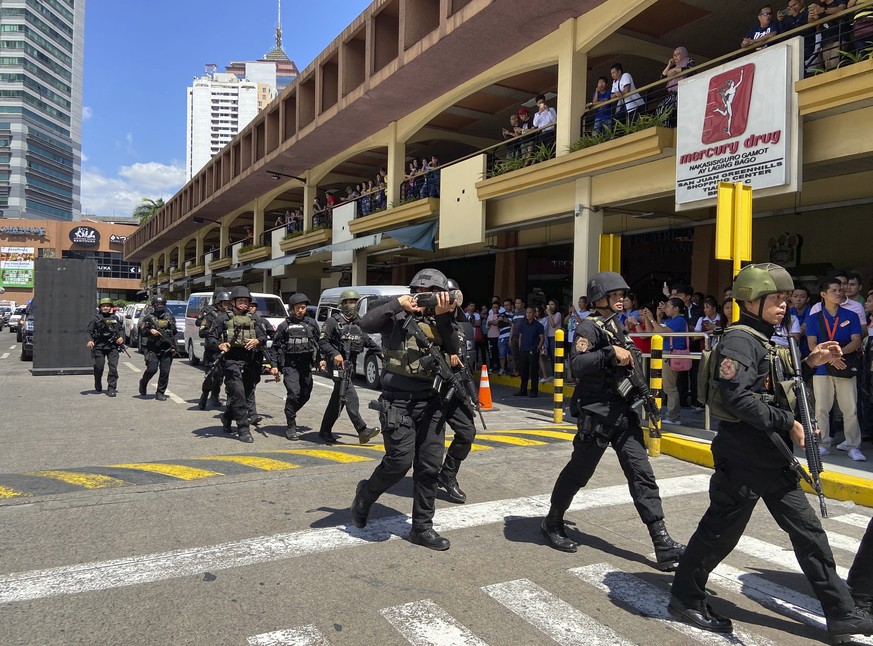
left=478, top=365, right=493, bottom=411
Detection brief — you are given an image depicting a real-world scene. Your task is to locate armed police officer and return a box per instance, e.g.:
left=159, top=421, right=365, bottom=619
left=541, top=271, right=686, bottom=571
left=197, top=290, right=231, bottom=410
left=669, top=263, right=873, bottom=642
left=208, top=286, right=268, bottom=443
left=317, top=289, right=381, bottom=444
left=351, top=268, right=458, bottom=551
left=138, top=295, right=178, bottom=401
left=269, top=293, right=322, bottom=441
left=87, top=297, right=125, bottom=396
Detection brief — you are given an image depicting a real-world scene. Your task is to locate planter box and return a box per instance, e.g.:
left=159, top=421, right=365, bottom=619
left=208, top=257, right=231, bottom=271
left=279, top=229, right=331, bottom=252
left=186, top=265, right=205, bottom=277
left=348, top=198, right=439, bottom=235
left=237, top=246, right=270, bottom=263
left=796, top=58, right=873, bottom=116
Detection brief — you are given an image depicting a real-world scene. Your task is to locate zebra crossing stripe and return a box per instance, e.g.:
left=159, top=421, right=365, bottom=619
left=831, top=513, right=872, bottom=529
left=569, top=563, right=779, bottom=645
left=482, top=578, right=632, bottom=645
left=246, top=625, right=330, bottom=645
left=381, top=599, right=488, bottom=646
left=736, top=536, right=850, bottom=578
left=826, top=530, right=861, bottom=555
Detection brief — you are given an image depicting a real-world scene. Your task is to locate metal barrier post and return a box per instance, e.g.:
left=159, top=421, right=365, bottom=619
left=553, top=329, right=564, bottom=424
left=648, top=334, right=663, bottom=457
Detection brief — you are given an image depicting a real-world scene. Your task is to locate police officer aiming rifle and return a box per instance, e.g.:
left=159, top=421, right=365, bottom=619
left=87, top=297, right=125, bottom=397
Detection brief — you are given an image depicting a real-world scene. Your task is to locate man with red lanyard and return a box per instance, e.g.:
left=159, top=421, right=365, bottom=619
left=806, top=275, right=865, bottom=461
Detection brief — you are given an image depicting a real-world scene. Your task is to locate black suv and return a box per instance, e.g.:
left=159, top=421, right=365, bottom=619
left=20, top=302, right=33, bottom=361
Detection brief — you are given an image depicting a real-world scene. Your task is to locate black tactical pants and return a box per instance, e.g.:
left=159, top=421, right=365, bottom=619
left=201, top=347, right=223, bottom=399
left=224, top=358, right=260, bottom=430
left=142, top=350, right=172, bottom=394
left=549, top=414, right=664, bottom=525
left=359, top=393, right=445, bottom=531
left=444, top=399, right=477, bottom=463
left=671, top=462, right=855, bottom=618
left=849, top=516, right=873, bottom=599
left=320, top=375, right=366, bottom=434
left=93, top=346, right=119, bottom=389
left=282, top=363, right=313, bottom=427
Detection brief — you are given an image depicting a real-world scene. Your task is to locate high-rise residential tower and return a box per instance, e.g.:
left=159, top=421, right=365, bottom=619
left=0, top=0, right=86, bottom=221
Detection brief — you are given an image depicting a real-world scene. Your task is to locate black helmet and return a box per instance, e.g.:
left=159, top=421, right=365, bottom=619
left=152, top=295, right=166, bottom=306
left=214, top=290, right=231, bottom=303
left=446, top=278, right=460, bottom=291
left=212, top=289, right=224, bottom=301
left=288, top=293, right=310, bottom=307
left=230, top=286, right=251, bottom=301
left=409, top=268, right=448, bottom=291
left=586, top=271, right=630, bottom=304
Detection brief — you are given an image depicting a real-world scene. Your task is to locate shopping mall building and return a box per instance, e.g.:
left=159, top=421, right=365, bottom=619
left=123, top=0, right=873, bottom=309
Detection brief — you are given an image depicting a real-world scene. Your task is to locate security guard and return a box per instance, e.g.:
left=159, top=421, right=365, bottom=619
left=351, top=268, right=457, bottom=551
left=317, top=289, right=381, bottom=444
left=138, top=295, right=178, bottom=401
left=208, top=286, right=267, bottom=443
left=197, top=290, right=231, bottom=410
left=541, top=271, right=685, bottom=571
left=87, top=297, right=124, bottom=396
left=669, top=263, right=873, bottom=641
left=269, top=293, right=322, bottom=440
left=437, top=279, right=478, bottom=504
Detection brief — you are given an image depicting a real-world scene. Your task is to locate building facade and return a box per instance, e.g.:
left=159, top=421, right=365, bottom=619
left=0, top=0, right=85, bottom=221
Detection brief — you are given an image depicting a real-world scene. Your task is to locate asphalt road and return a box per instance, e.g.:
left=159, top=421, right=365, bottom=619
left=0, top=343, right=871, bottom=646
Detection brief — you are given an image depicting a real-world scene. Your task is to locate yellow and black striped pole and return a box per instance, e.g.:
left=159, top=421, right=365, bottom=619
left=553, top=329, right=564, bottom=423
left=648, top=334, right=663, bottom=457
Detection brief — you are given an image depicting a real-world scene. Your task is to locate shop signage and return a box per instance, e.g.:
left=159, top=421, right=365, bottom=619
left=69, top=226, right=100, bottom=246
left=0, top=246, right=35, bottom=288
left=109, top=234, right=127, bottom=245
left=0, top=226, right=45, bottom=237
left=768, top=232, right=802, bottom=268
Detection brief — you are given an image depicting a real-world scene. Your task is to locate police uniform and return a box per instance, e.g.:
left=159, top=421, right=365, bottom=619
left=542, top=272, right=684, bottom=571
left=849, top=519, right=873, bottom=612
left=139, top=298, right=177, bottom=400
left=669, top=263, right=873, bottom=640
left=270, top=296, right=320, bottom=439
left=207, top=289, right=268, bottom=443
left=87, top=299, right=123, bottom=395
left=317, top=304, right=381, bottom=443
left=197, top=291, right=230, bottom=410
left=351, top=269, right=459, bottom=551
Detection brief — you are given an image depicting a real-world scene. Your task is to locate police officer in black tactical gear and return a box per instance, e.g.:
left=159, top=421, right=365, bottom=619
left=87, top=297, right=125, bottom=396
left=850, top=520, right=873, bottom=615
left=246, top=300, right=275, bottom=427
left=437, top=279, right=478, bottom=504
left=541, top=271, right=685, bottom=570
left=317, top=289, right=382, bottom=445
left=208, top=286, right=268, bottom=443
left=670, top=264, right=873, bottom=642
left=197, top=290, right=231, bottom=410
left=138, top=295, right=178, bottom=401
left=351, top=268, right=458, bottom=551
left=269, top=293, right=322, bottom=441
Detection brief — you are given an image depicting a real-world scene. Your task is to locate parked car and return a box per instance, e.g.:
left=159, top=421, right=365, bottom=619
left=137, top=300, right=187, bottom=355
left=0, top=304, right=13, bottom=328
left=122, top=303, right=146, bottom=343
left=20, top=302, right=34, bottom=361
left=8, top=306, right=27, bottom=337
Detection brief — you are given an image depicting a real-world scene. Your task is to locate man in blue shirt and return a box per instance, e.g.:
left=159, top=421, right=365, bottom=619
left=513, top=307, right=545, bottom=398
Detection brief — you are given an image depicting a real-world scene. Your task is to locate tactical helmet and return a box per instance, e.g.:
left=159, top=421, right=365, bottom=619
left=409, top=268, right=448, bottom=291
left=733, top=263, right=794, bottom=302
left=288, top=292, right=310, bottom=307
left=587, top=271, right=630, bottom=304
left=339, top=289, right=360, bottom=302
left=152, top=295, right=166, bottom=306
left=214, top=290, right=231, bottom=303
left=98, top=297, right=113, bottom=307
left=230, top=286, right=251, bottom=301
left=212, top=289, right=224, bottom=301
left=338, top=290, right=359, bottom=319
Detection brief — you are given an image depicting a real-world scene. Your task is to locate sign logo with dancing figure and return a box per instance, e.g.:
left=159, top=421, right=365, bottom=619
left=701, top=64, right=755, bottom=144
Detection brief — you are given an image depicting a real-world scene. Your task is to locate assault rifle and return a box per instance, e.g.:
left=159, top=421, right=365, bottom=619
left=334, top=337, right=353, bottom=415
left=788, top=336, right=827, bottom=518
left=403, top=315, right=487, bottom=430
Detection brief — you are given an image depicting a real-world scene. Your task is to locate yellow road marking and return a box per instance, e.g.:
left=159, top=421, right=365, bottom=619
left=109, top=463, right=223, bottom=480
left=493, top=430, right=575, bottom=440
left=0, top=484, right=27, bottom=498
left=444, top=440, right=492, bottom=451
left=348, top=444, right=386, bottom=452
left=475, top=434, right=548, bottom=447
left=191, top=456, right=300, bottom=471
left=267, top=449, right=373, bottom=463
left=25, top=470, right=127, bottom=489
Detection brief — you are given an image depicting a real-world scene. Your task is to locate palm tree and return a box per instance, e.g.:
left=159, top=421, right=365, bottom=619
left=132, top=197, right=165, bottom=225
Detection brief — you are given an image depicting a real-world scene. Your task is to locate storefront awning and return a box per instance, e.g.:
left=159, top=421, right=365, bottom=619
left=309, top=233, right=382, bottom=256
left=383, top=222, right=437, bottom=252
left=251, top=254, right=298, bottom=270
left=213, top=264, right=252, bottom=280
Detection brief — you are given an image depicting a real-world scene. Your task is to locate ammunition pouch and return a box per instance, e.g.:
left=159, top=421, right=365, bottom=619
left=577, top=413, right=616, bottom=449
left=369, top=399, right=402, bottom=432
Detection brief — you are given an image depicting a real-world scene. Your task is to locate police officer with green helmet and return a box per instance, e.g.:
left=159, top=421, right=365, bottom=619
left=317, top=289, right=382, bottom=444
left=138, top=295, right=178, bottom=401
left=351, top=268, right=458, bottom=551
left=197, top=290, right=231, bottom=410
left=670, top=263, right=873, bottom=641
left=86, top=297, right=124, bottom=396
left=208, top=286, right=268, bottom=443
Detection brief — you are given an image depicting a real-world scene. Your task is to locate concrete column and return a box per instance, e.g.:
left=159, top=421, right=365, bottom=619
left=386, top=122, right=405, bottom=208
left=262, top=270, right=271, bottom=294
left=195, top=233, right=204, bottom=264
left=556, top=19, right=587, bottom=157
left=219, top=221, right=229, bottom=258
left=303, top=183, right=314, bottom=230
left=572, top=177, right=602, bottom=302
left=351, top=249, right=367, bottom=285
left=252, top=199, right=265, bottom=246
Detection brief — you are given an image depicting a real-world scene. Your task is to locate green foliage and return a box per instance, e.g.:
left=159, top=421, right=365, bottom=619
left=283, top=230, right=304, bottom=240
left=238, top=244, right=265, bottom=254
left=838, top=47, right=873, bottom=66
left=131, top=197, right=165, bottom=225
left=569, top=111, right=673, bottom=153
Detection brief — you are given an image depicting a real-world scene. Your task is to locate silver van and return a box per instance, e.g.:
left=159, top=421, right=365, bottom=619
left=316, top=285, right=409, bottom=388
left=184, top=291, right=288, bottom=365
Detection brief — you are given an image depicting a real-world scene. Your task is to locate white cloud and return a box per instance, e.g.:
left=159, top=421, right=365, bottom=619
left=82, top=106, right=92, bottom=120
left=81, top=151, right=88, bottom=162
left=81, top=161, right=185, bottom=218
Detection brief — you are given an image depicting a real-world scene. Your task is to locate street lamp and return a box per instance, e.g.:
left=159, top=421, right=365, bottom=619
left=267, top=170, right=306, bottom=182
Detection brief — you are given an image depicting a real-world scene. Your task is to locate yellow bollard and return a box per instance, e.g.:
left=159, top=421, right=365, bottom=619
left=647, top=334, right=663, bottom=457
left=553, top=329, right=564, bottom=423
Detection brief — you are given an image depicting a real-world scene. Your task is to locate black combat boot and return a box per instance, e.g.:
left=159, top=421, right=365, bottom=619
left=107, top=388, right=117, bottom=397
left=351, top=480, right=373, bottom=528
left=285, top=424, right=299, bottom=441
left=649, top=520, right=685, bottom=571
left=319, top=431, right=339, bottom=444
left=853, top=593, right=873, bottom=614
left=198, top=392, right=209, bottom=410
left=207, top=394, right=222, bottom=408
left=155, top=392, right=168, bottom=401
left=667, top=597, right=733, bottom=633
left=408, top=527, right=450, bottom=551
left=238, top=427, right=254, bottom=443
left=220, top=412, right=233, bottom=434
left=94, top=378, right=102, bottom=392
left=828, top=607, right=873, bottom=643
left=437, top=456, right=466, bottom=503
left=138, top=380, right=147, bottom=397
left=357, top=427, right=380, bottom=445
left=540, top=510, right=577, bottom=553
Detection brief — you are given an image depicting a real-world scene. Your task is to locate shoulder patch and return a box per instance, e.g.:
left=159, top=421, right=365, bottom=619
left=719, top=356, right=740, bottom=381
left=575, top=336, right=590, bottom=353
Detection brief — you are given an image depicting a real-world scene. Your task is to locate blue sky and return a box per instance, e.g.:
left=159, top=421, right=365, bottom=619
left=81, top=0, right=372, bottom=217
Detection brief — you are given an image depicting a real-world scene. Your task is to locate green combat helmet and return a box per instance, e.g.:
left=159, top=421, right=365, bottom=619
left=98, top=298, right=113, bottom=307
left=732, top=263, right=794, bottom=302
left=339, top=289, right=360, bottom=319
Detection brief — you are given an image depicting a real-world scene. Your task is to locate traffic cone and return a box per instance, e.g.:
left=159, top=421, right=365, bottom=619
left=478, top=365, right=493, bottom=411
